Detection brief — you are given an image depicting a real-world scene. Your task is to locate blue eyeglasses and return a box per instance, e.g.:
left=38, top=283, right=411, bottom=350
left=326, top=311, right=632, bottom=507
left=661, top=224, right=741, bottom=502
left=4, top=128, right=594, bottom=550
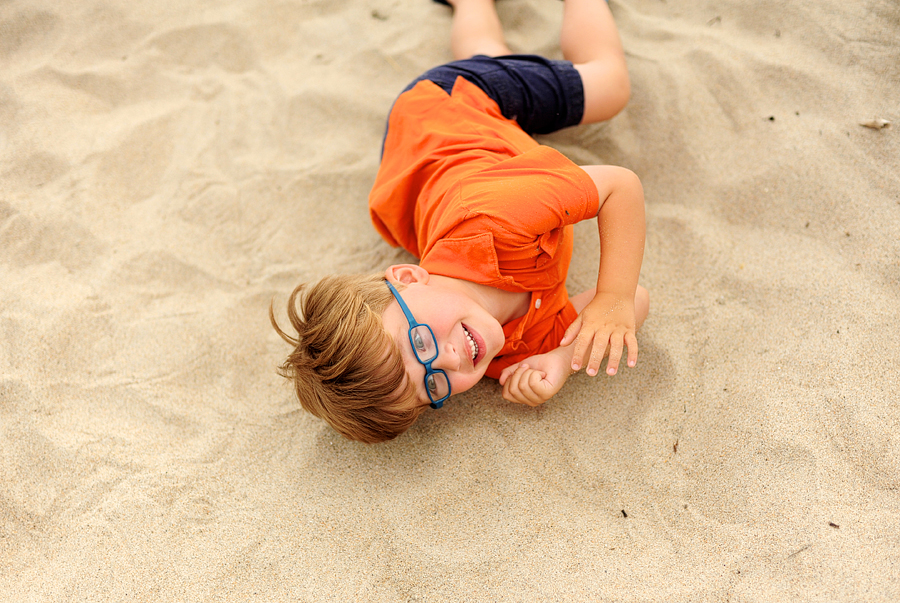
left=385, top=280, right=451, bottom=409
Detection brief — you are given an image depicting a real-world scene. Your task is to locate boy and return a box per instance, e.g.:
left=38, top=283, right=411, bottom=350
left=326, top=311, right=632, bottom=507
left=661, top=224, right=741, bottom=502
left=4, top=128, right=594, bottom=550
left=272, top=0, right=649, bottom=443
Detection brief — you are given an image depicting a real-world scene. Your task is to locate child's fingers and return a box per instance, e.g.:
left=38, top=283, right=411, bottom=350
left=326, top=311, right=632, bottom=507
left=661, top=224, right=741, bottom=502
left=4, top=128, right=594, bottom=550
left=502, top=364, right=526, bottom=392
left=503, top=365, right=546, bottom=406
left=502, top=364, right=529, bottom=403
left=606, top=335, right=625, bottom=375
left=625, top=331, right=639, bottom=367
left=521, top=370, right=549, bottom=406
left=498, top=364, right=518, bottom=386
left=569, top=328, right=595, bottom=371
left=585, top=331, right=611, bottom=376
left=524, top=371, right=550, bottom=405
left=560, top=315, right=583, bottom=347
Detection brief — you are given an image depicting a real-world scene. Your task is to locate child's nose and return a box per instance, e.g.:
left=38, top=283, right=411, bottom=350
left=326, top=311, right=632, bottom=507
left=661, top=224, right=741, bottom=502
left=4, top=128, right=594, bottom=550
left=433, top=342, right=461, bottom=372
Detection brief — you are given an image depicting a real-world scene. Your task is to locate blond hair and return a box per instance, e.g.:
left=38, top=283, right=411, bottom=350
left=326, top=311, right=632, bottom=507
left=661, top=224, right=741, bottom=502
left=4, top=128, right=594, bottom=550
left=270, top=274, right=423, bottom=443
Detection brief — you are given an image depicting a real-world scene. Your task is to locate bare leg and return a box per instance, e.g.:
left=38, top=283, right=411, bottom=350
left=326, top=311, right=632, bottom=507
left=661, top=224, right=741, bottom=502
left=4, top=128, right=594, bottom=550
left=561, top=0, right=630, bottom=123
left=444, top=0, right=511, bottom=59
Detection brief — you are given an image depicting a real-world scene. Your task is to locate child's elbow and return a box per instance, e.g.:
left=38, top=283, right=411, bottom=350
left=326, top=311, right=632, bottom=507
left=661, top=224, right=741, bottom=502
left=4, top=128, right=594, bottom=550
left=615, top=166, right=644, bottom=199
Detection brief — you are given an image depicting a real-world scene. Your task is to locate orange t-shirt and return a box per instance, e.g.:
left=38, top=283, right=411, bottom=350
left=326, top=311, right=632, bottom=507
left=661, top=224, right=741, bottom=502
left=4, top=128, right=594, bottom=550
left=369, top=77, right=600, bottom=378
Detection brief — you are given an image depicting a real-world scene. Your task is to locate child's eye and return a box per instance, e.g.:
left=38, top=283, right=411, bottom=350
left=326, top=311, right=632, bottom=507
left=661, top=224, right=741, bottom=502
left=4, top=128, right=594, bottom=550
left=412, top=331, right=426, bottom=352
left=426, top=374, right=438, bottom=394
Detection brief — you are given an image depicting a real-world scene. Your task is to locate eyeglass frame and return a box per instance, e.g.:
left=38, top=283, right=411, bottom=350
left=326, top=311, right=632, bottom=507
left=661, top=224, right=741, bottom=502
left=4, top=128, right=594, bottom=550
left=385, top=280, right=451, bottom=409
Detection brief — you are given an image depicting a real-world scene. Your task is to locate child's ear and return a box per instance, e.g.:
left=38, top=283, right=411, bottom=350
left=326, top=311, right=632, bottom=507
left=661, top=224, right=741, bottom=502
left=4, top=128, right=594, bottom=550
left=384, top=264, right=430, bottom=285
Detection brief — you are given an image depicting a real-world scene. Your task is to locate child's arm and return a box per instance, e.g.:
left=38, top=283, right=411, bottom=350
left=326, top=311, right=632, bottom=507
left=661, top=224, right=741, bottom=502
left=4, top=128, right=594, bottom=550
left=498, top=283, right=648, bottom=404
left=562, top=165, right=645, bottom=377
left=499, top=167, right=645, bottom=405
left=496, top=289, right=594, bottom=406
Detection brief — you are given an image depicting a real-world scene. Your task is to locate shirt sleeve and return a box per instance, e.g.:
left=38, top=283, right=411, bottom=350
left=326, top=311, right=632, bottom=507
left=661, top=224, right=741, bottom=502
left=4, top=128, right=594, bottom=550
left=453, top=145, right=600, bottom=237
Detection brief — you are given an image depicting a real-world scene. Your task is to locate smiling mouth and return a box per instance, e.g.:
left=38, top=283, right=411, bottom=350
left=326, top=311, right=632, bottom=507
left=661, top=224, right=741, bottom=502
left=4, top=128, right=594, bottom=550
left=461, top=324, right=482, bottom=366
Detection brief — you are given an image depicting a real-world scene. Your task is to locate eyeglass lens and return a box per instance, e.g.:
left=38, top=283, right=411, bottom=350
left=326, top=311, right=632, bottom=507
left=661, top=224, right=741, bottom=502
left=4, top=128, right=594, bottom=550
left=410, top=326, right=437, bottom=362
left=409, top=326, right=450, bottom=399
left=426, top=371, right=450, bottom=399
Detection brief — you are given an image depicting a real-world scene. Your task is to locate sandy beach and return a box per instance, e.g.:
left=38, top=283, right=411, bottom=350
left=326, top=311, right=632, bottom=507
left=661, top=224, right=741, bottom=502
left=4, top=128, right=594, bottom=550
left=1, top=0, right=898, bottom=600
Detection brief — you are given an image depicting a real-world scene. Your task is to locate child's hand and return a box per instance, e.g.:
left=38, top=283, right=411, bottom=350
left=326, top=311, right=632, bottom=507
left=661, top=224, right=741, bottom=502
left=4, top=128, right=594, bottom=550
left=498, top=351, right=570, bottom=406
left=561, top=291, right=637, bottom=376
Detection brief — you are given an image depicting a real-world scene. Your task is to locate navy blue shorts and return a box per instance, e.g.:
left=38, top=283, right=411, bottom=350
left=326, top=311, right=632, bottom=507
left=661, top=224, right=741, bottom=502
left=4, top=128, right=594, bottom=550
left=399, top=54, right=585, bottom=136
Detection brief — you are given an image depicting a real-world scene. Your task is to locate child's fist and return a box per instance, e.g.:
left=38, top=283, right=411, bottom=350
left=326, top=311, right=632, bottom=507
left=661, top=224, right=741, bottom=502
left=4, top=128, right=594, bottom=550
left=498, top=352, right=569, bottom=406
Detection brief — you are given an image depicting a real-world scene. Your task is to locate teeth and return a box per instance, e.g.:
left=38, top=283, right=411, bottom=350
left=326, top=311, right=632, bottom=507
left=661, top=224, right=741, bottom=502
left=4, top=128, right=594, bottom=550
left=463, top=326, right=479, bottom=362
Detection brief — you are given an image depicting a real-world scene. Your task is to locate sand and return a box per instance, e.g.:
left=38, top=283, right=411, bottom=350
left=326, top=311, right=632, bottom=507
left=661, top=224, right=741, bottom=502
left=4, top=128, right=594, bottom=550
left=1, top=0, right=898, bottom=600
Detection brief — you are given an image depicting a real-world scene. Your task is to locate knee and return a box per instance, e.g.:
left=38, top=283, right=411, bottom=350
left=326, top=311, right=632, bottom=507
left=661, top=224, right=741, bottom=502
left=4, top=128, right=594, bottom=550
left=577, top=60, right=631, bottom=123
left=607, top=63, right=631, bottom=116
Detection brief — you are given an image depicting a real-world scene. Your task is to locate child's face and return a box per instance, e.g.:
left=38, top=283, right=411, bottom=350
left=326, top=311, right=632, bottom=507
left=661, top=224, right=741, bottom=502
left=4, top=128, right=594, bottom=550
left=381, top=280, right=505, bottom=406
